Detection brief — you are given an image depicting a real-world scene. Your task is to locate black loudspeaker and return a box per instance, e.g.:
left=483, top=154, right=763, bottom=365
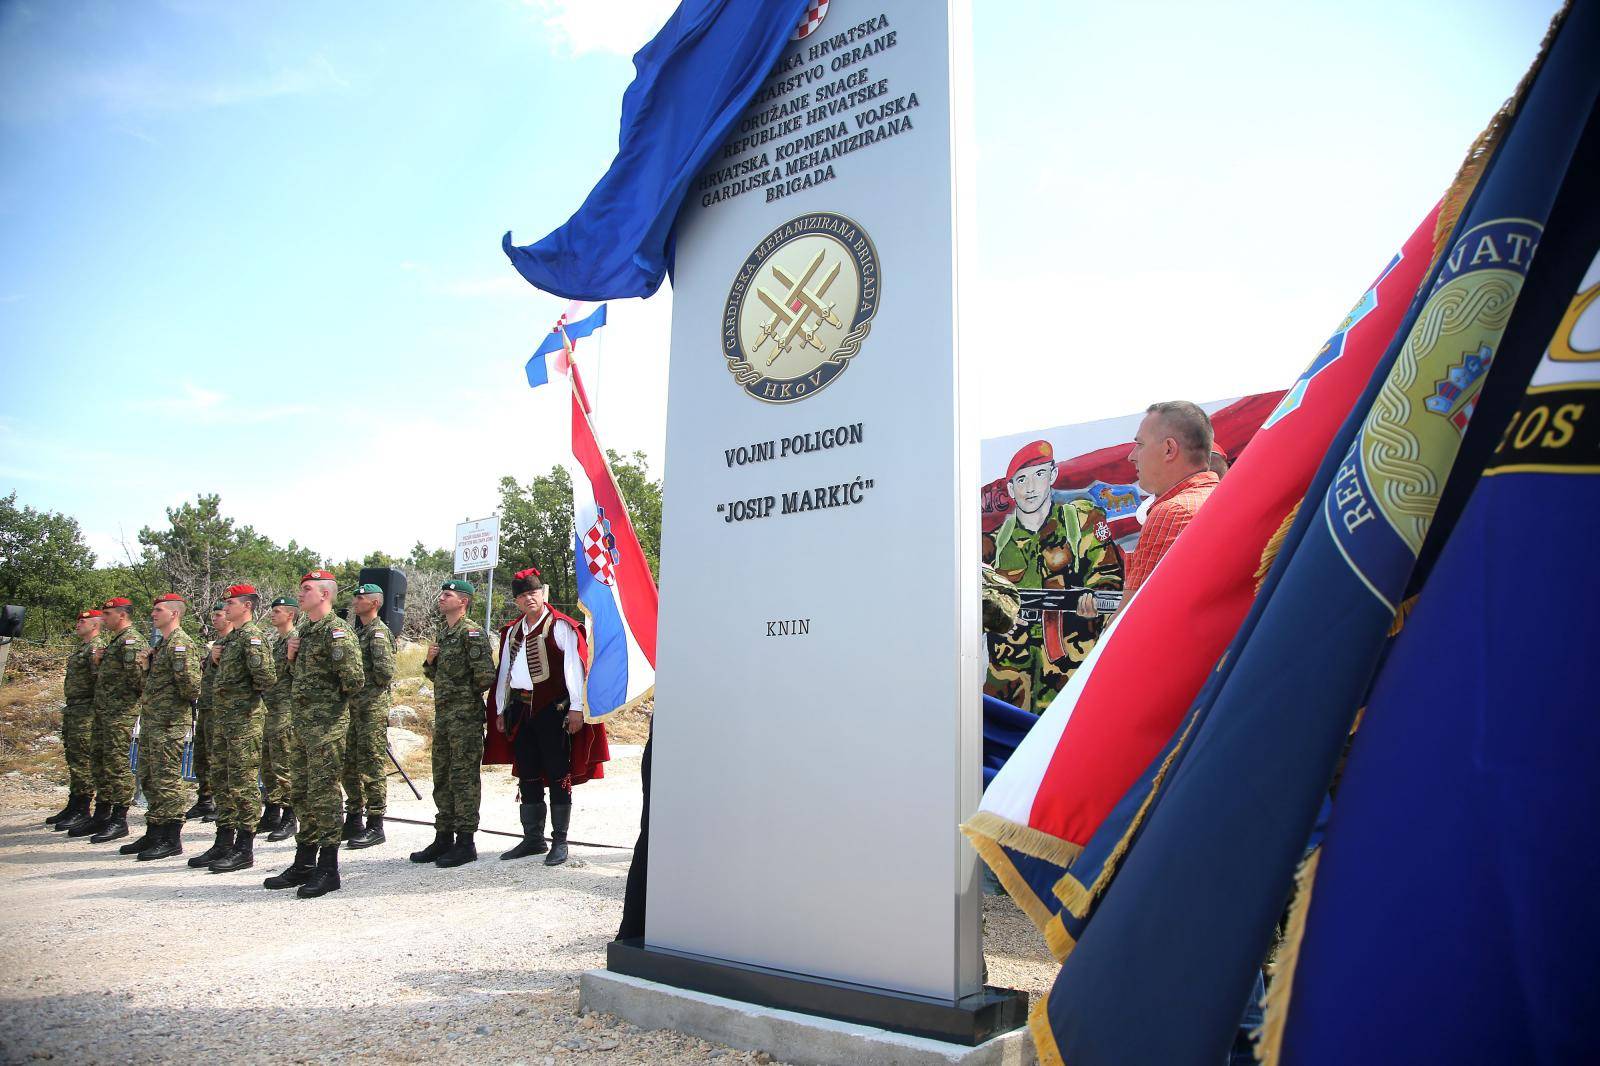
left=358, top=568, right=407, bottom=638
left=0, top=605, right=24, bottom=640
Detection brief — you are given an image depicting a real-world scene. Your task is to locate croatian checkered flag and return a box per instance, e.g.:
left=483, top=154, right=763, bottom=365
left=562, top=372, right=658, bottom=717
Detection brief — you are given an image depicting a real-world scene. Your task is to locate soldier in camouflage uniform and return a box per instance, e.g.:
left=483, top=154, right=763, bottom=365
left=263, top=570, right=364, bottom=898
left=259, top=597, right=299, bottom=841
left=73, top=597, right=148, bottom=842
left=48, top=609, right=106, bottom=833
left=410, top=578, right=496, bottom=869
left=120, top=593, right=203, bottom=861
left=187, top=602, right=229, bottom=822
left=344, top=583, right=395, bottom=850
left=983, top=442, right=1124, bottom=713
left=191, top=585, right=277, bottom=873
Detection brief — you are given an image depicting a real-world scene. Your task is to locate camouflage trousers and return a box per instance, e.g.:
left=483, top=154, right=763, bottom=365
left=431, top=701, right=485, bottom=834
left=342, top=697, right=389, bottom=816
left=192, top=705, right=214, bottom=797
left=138, top=708, right=192, bottom=823
left=214, top=702, right=265, bottom=833
left=62, top=703, right=96, bottom=797
left=91, top=702, right=139, bottom=805
left=261, top=699, right=293, bottom=806
left=291, top=707, right=348, bottom=848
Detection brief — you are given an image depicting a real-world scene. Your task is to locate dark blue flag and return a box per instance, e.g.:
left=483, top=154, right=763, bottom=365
left=1273, top=163, right=1600, bottom=1066
left=1033, top=4, right=1600, bottom=1063
left=502, top=0, right=809, bottom=301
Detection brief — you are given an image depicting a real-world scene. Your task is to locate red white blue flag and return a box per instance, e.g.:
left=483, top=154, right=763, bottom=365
left=565, top=361, right=658, bottom=717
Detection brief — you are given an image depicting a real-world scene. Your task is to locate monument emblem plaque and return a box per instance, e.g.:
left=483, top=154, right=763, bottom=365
left=722, top=211, right=880, bottom=403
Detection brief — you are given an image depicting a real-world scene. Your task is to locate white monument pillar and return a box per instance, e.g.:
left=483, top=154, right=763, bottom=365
left=605, top=0, right=1019, bottom=1044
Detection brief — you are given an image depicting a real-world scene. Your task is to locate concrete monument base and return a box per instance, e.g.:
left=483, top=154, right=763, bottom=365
left=579, top=970, right=1037, bottom=1066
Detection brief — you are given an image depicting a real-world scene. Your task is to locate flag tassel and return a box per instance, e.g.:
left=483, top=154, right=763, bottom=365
left=1254, top=846, right=1322, bottom=1066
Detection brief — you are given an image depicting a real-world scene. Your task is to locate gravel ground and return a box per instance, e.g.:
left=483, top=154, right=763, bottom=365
left=0, top=754, right=1056, bottom=1065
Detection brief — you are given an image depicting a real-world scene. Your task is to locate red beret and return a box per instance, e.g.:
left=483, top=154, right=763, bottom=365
left=1006, top=440, right=1056, bottom=481
left=225, top=584, right=257, bottom=598
left=153, top=593, right=185, bottom=605
left=514, top=567, right=541, bottom=580
left=300, top=570, right=336, bottom=583
left=78, top=609, right=104, bottom=620
left=103, top=597, right=133, bottom=609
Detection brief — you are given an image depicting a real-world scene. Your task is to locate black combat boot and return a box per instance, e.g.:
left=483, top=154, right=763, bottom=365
left=347, top=814, right=385, bottom=850
left=435, top=831, right=477, bottom=868
left=264, top=844, right=316, bottom=889
left=45, top=797, right=76, bottom=826
left=210, top=830, right=254, bottom=872
left=54, top=795, right=93, bottom=833
left=501, top=800, right=548, bottom=860
left=68, top=800, right=110, bottom=837
left=268, top=806, right=297, bottom=842
left=137, top=821, right=183, bottom=861
left=340, top=810, right=363, bottom=842
left=254, top=804, right=280, bottom=834
left=89, top=804, right=129, bottom=843
left=409, top=830, right=452, bottom=863
left=188, top=826, right=234, bottom=867
left=296, top=845, right=341, bottom=898
left=119, top=821, right=157, bottom=855
left=185, top=793, right=215, bottom=822
left=545, top=805, right=572, bottom=866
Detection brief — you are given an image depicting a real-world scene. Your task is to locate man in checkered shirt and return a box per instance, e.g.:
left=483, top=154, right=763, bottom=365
left=1123, top=401, right=1221, bottom=601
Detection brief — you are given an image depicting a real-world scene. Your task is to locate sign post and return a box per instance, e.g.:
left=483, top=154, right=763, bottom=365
left=453, top=516, right=500, bottom=630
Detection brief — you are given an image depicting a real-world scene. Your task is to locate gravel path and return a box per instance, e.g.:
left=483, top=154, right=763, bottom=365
left=0, top=753, right=1055, bottom=1064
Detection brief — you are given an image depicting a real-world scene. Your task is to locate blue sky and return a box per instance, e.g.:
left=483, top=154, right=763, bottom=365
left=0, top=0, right=1563, bottom=563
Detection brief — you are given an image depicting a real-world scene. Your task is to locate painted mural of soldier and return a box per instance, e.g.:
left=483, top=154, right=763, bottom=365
left=982, top=440, right=1124, bottom=713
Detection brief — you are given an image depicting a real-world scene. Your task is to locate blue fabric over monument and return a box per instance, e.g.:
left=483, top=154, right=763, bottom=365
left=982, top=694, right=1037, bottom=788
left=502, top=0, right=810, bottom=302
left=1039, top=4, right=1600, bottom=1062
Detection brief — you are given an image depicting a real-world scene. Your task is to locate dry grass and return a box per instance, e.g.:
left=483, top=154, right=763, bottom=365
left=0, top=644, right=71, bottom=779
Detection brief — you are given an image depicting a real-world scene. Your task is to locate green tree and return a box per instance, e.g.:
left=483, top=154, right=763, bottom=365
left=607, top=449, right=662, bottom=580
left=0, top=492, right=103, bottom=639
left=497, top=467, right=576, bottom=612
left=137, top=494, right=319, bottom=610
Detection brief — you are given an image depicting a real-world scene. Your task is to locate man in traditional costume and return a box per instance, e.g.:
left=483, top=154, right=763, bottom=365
left=485, top=566, right=609, bottom=866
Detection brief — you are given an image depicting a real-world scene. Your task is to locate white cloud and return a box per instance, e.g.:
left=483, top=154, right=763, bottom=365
left=522, top=0, right=677, bottom=57
left=131, top=382, right=316, bottom=426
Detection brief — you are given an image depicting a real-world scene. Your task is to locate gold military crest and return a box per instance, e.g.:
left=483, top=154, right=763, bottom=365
left=722, top=212, right=880, bottom=404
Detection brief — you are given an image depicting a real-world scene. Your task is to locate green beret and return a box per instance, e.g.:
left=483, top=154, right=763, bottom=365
left=210, top=601, right=226, bottom=613
left=269, top=597, right=296, bottom=609
left=354, top=583, right=383, bottom=596
left=441, top=578, right=475, bottom=596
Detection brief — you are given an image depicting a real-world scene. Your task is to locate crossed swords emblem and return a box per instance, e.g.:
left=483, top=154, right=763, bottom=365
left=753, top=249, right=844, bottom=365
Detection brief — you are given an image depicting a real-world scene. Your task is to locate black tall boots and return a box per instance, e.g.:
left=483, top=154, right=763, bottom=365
left=545, top=804, right=572, bottom=866
left=264, top=844, right=315, bottom=890
left=500, top=799, right=548, bottom=860
left=296, top=846, right=340, bottom=898
left=267, top=806, right=297, bottom=842
left=188, top=826, right=234, bottom=867
left=409, top=830, right=451, bottom=863
left=347, top=815, right=385, bottom=850
left=89, top=805, right=129, bottom=843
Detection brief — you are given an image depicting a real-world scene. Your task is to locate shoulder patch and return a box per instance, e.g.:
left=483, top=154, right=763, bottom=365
left=331, top=629, right=347, bottom=639
left=467, top=629, right=483, bottom=638
left=249, top=638, right=263, bottom=645
left=174, top=645, right=188, bottom=652
left=124, top=638, right=137, bottom=645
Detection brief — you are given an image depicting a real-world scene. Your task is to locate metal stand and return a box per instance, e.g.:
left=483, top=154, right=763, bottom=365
left=384, top=743, right=423, bottom=800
